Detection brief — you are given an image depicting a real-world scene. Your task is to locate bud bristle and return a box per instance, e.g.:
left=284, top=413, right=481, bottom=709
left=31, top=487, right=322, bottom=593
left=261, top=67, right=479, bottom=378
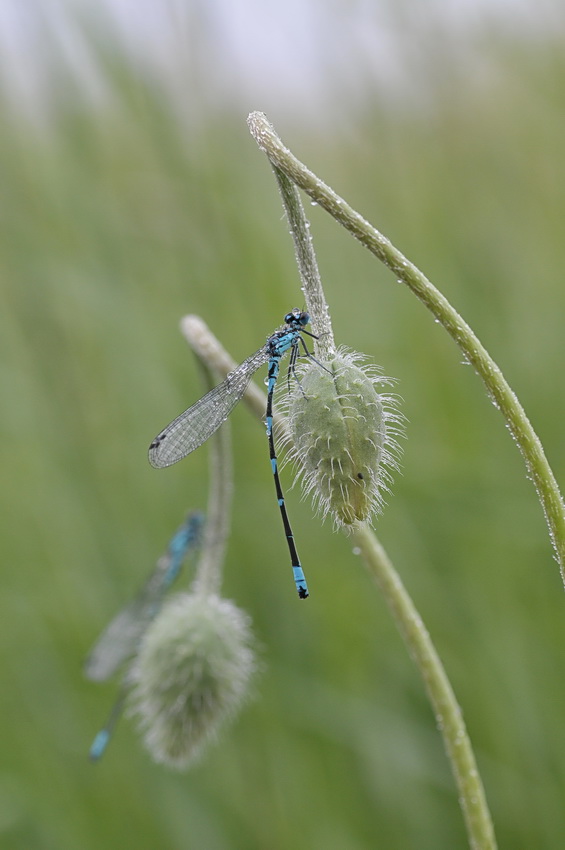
left=282, top=348, right=403, bottom=528
left=129, top=593, right=255, bottom=769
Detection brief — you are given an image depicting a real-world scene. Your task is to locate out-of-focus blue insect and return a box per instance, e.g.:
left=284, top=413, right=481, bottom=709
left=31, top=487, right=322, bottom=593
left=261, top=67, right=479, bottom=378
left=85, top=511, right=204, bottom=760
left=148, top=309, right=324, bottom=599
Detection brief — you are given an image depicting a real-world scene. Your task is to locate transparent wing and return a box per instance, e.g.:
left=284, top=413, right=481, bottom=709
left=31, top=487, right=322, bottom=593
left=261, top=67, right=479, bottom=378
left=84, top=513, right=204, bottom=682
left=148, top=345, right=269, bottom=469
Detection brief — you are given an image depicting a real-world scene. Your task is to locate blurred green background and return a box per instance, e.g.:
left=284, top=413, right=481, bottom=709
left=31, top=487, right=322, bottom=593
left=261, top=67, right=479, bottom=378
left=2, top=3, right=565, bottom=848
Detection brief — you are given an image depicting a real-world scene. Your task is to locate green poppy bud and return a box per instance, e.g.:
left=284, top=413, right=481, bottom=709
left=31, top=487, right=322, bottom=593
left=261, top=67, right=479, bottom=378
left=130, top=593, right=255, bottom=769
left=283, top=348, right=402, bottom=527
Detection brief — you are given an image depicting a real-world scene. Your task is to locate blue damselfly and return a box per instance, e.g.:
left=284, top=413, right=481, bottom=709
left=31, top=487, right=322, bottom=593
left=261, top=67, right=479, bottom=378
left=85, top=511, right=204, bottom=760
left=149, top=309, right=321, bottom=599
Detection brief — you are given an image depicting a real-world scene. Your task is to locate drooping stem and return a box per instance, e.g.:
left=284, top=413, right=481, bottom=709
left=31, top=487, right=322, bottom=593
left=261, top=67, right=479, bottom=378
left=182, top=321, right=233, bottom=597
left=247, top=110, right=565, bottom=585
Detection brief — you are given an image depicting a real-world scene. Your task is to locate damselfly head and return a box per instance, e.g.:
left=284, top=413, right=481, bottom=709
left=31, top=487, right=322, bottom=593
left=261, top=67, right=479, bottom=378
left=284, top=309, right=310, bottom=328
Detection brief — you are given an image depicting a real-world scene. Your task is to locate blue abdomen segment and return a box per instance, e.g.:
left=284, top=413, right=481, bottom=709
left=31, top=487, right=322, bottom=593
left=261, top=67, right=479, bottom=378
left=89, top=729, right=110, bottom=762
left=293, top=567, right=309, bottom=599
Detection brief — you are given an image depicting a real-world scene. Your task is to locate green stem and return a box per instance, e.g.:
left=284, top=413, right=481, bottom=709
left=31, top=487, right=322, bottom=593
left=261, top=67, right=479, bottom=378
left=182, top=321, right=233, bottom=597
left=247, top=111, right=565, bottom=586
left=272, top=166, right=336, bottom=359
left=352, top=523, right=497, bottom=850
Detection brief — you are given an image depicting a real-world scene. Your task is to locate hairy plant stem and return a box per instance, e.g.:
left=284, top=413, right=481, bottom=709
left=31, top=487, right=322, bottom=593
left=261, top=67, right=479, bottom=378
left=272, top=167, right=335, bottom=358
left=179, top=314, right=497, bottom=850
left=247, top=110, right=565, bottom=586
left=183, top=327, right=233, bottom=597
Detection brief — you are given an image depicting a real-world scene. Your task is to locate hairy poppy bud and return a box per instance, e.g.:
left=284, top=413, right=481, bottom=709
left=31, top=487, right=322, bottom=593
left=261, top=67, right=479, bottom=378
left=130, top=593, right=255, bottom=769
left=283, top=348, right=402, bottom=527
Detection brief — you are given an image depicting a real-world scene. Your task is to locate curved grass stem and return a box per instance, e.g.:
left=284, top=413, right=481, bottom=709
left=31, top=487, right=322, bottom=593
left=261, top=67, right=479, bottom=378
left=182, top=323, right=233, bottom=597
left=247, top=110, right=565, bottom=586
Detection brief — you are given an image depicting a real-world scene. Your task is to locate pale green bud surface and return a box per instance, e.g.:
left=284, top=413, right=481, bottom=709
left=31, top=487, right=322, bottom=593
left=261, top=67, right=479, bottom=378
left=285, top=349, right=402, bottom=527
left=130, top=593, right=255, bottom=770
